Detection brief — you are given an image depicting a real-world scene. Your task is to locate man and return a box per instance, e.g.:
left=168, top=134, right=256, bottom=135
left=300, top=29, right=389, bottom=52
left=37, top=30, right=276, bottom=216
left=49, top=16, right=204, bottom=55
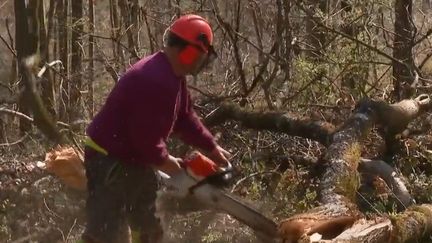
left=82, top=14, right=230, bottom=243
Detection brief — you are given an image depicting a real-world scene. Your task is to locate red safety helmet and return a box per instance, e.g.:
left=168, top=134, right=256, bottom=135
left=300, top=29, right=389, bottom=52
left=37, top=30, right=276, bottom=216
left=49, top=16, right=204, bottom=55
left=169, top=14, right=214, bottom=53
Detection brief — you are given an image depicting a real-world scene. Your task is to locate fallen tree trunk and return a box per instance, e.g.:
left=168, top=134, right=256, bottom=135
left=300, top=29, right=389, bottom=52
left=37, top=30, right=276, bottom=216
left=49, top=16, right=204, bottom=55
left=278, top=96, right=432, bottom=243
left=205, top=103, right=335, bottom=145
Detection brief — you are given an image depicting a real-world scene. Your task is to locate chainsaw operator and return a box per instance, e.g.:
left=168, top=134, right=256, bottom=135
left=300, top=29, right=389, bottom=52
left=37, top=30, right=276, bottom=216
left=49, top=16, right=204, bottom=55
left=81, top=14, right=230, bottom=243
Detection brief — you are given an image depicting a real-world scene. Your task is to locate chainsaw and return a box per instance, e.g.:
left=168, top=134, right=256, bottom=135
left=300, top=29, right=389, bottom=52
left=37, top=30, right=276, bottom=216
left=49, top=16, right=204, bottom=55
left=156, top=151, right=278, bottom=240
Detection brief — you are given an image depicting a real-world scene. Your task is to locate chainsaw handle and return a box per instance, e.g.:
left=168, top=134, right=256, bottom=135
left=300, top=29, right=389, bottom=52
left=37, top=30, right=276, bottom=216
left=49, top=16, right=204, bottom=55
left=188, top=165, right=236, bottom=194
left=219, top=161, right=233, bottom=181
left=224, top=161, right=233, bottom=170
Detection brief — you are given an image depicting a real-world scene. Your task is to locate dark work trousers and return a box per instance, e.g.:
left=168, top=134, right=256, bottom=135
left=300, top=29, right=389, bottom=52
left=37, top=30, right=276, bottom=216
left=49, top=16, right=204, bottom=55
left=82, top=147, right=163, bottom=243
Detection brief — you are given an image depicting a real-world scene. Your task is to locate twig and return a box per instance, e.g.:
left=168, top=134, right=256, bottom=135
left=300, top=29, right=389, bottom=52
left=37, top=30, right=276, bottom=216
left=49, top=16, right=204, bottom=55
left=246, top=41, right=278, bottom=96
left=0, top=107, right=33, bottom=121
left=0, top=82, right=13, bottom=92
left=66, top=218, right=78, bottom=242
left=10, top=227, right=51, bottom=243
left=0, top=134, right=29, bottom=147
left=297, top=103, right=351, bottom=109
left=5, top=18, right=15, bottom=50
left=0, top=107, right=70, bottom=128
left=0, top=34, right=16, bottom=57
left=231, top=171, right=279, bottom=193
left=188, top=85, right=217, bottom=98
left=419, top=51, right=432, bottom=71
left=95, top=42, right=119, bottom=82
left=414, top=28, right=432, bottom=46
left=43, top=197, right=64, bottom=220
left=282, top=70, right=325, bottom=104
left=85, top=32, right=140, bottom=59
left=0, top=1, right=9, bottom=10
left=366, top=66, right=391, bottom=94
left=37, top=60, right=63, bottom=78
left=295, top=1, right=408, bottom=69
left=211, top=1, right=247, bottom=97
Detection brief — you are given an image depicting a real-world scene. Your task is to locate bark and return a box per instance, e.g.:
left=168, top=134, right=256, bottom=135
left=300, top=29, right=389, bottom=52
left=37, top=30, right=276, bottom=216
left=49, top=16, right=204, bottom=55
left=422, top=0, right=432, bottom=12
left=393, top=0, right=416, bottom=100
left=15, top=0, right=39, bottom=134
left=368, top=94, right=430, bottom=156
left=206, top=95, right=430, bottom=147
left=204, top=103, right=335, bottom=146
left=118, top=0, right=139, bottom=62
left=109, top=0, right=125, bottom=72
left=359, top=158, right=414, bottom=210
left=282, top=0, right=292, bottom=88
left=88, top=0, right=95, bottom=118
left=0, top=118, right=4, bottom=143
left=57, top=0, right=70, bottom=121
left=34, top=0, right=55, bottom=117
left=278, top=96, right=432, bottom=243
left=20, top=56, right=65, bottom=144
left=70, top=0, right=83, bottom=123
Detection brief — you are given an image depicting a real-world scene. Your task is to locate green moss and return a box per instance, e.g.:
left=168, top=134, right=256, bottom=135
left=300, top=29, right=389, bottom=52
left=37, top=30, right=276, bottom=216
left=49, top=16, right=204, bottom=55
left=201, top=231, right=224, bottom=243
left=334, top=143, right=362, bottom=200
left=343, top=142, right=362, bottom=169
left=390, top=206, right=432, bottom=242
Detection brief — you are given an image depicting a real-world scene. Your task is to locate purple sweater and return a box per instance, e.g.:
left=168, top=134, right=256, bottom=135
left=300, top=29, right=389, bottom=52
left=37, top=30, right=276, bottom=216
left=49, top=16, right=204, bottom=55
left=86, top=51, right=217, bottom=166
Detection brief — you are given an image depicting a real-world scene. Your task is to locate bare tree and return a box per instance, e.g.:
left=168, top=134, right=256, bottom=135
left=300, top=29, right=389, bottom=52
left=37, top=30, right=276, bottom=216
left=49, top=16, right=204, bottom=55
left=109, top=0, right=125, bottom=73
left=14, top=0, right=40, bottom=134
left=393, top=0, right=416, bottom=100
left=119, top=0, right=140, bottom=63
left=88, top=0, right=95, bottom=118
left=43, top=0, right=58, bottom=117
left=70, top=0, right=83, bottom=122
left=57, top=0, right=70, bottom=121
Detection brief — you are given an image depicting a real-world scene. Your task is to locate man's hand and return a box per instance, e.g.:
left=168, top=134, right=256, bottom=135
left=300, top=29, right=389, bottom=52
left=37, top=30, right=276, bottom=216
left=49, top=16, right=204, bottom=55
left=152, top=155, right=183, bottom=176
left=208, top=145, right=231, bottom=167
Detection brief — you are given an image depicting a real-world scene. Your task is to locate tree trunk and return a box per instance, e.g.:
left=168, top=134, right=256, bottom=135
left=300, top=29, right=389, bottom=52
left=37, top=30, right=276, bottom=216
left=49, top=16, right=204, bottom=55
left=278, top=96, right=432, bottom=242
left=422, top=0, right=431, bottom=13
left=110, top=0, right=125, bottom=73
left=37, top=0, right=56, bottom=117
left=70, top=0, right=83, bottom=123
left=88, top=0, right=95, bottom=118
left=281, top=0, right=292, bottom=91
left=393, top=0, right=416, bottom=100
left=20, top=57, right=65, bottom=144
left=118, top=0, right=140, bottom=63
left=15, top=0, right=39, bottom=135
left=58, top=0, right=70, bottom=121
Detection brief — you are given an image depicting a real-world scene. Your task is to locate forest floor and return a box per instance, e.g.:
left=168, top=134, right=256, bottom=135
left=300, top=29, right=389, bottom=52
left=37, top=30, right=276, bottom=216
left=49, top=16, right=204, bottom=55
left=1, top=108, right=432, bottom=242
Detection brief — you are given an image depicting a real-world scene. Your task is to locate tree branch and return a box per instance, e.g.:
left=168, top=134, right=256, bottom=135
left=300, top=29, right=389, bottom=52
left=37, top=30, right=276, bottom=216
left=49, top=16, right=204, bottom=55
left=295, top=0, right=409, bottom=69
left=0, top=34, right=16, bottom=57
left=204, top=103, right=335, bottom=145
left=359, top=158, right=414, bottom=210
left=278, top=96, right=432, bottom=242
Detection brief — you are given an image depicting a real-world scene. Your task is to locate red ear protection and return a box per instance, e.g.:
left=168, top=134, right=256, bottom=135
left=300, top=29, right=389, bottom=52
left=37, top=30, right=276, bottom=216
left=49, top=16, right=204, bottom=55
left=179, top=45, right=200, bottom=65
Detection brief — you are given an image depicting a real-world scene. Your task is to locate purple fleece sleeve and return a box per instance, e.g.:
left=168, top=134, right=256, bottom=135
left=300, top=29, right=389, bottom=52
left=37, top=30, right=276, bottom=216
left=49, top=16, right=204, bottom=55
left=173, top=85, right=217, bottom=152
